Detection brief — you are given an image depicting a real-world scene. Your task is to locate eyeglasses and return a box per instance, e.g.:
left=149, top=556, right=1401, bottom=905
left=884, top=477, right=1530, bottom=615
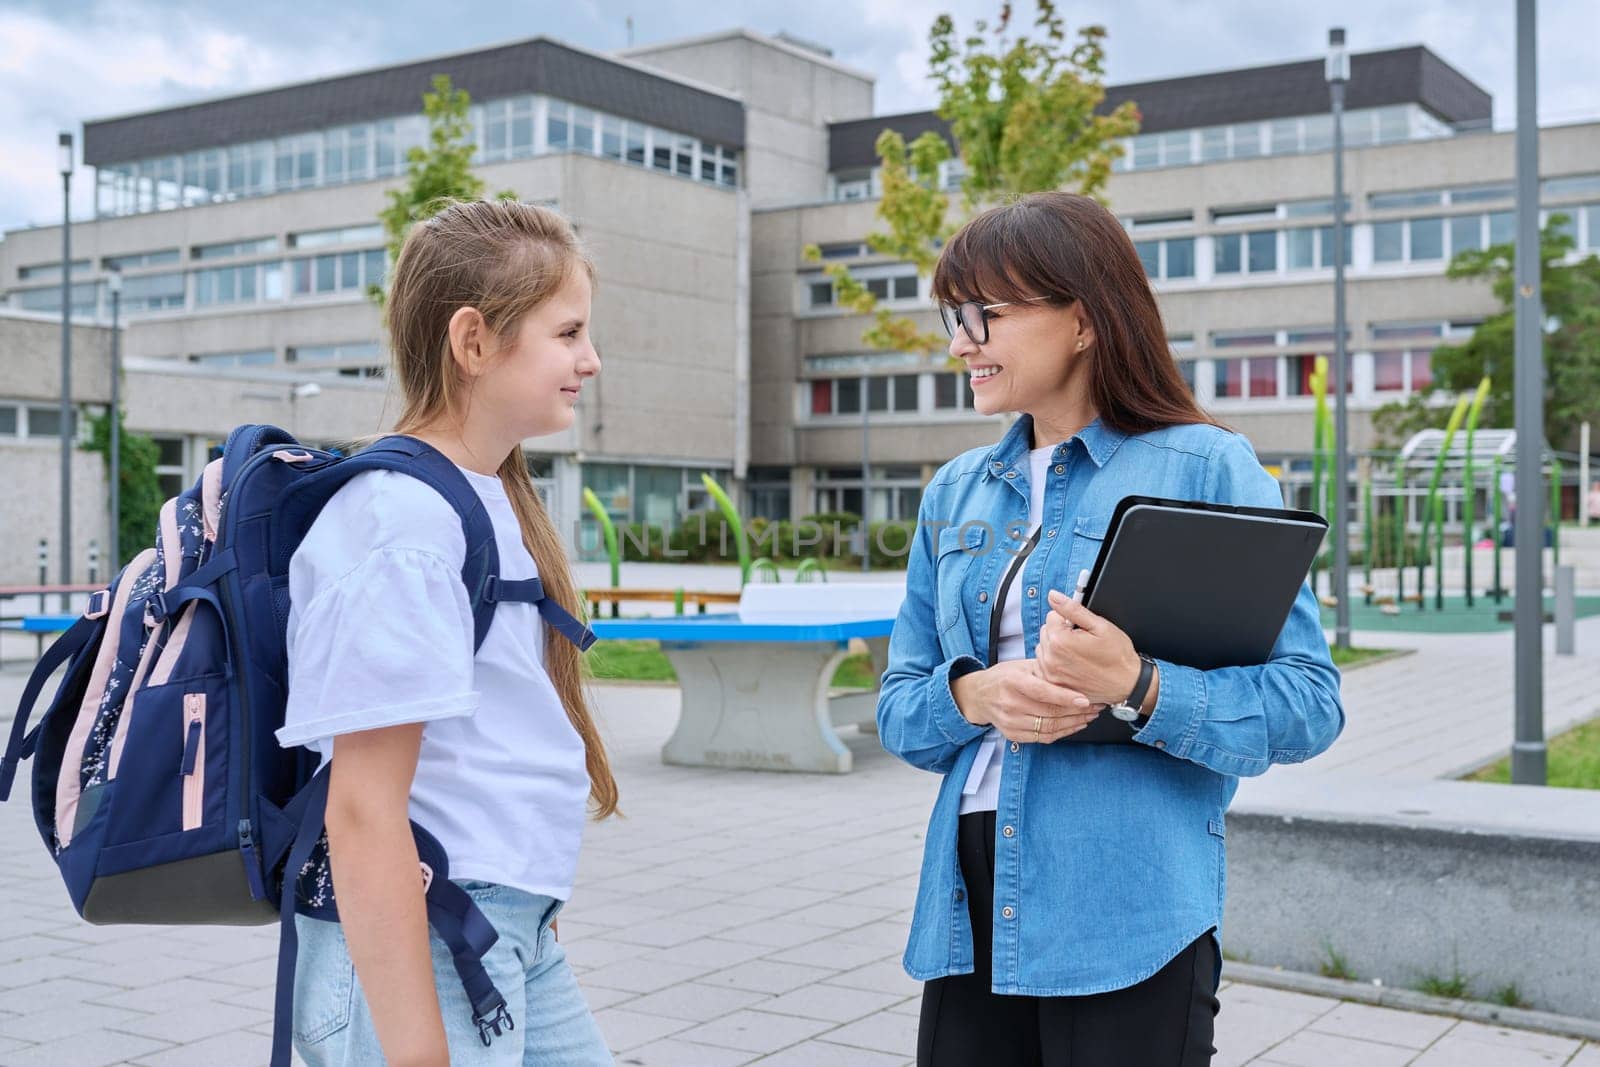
left=937, top=296, right=1053, bottom=345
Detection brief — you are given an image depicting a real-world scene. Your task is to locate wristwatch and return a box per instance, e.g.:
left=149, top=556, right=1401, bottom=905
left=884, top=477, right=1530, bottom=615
left=1109, top=653, right=1156, bottom=723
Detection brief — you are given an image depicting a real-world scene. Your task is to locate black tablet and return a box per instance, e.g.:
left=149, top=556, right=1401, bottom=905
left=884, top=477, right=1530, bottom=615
left=1081, top=495, right=1328, bottom=672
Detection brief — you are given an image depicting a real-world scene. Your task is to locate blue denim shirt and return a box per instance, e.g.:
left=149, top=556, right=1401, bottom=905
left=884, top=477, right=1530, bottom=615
left=876, top=415, right=1344, bottom=996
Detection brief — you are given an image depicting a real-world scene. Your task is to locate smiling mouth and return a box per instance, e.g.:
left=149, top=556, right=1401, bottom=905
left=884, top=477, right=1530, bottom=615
left=969, top=366, right=1001, bottom=383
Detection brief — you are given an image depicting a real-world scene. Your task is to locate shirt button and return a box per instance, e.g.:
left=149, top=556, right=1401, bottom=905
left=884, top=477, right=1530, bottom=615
left=978, top=591, right=988, bottom=603
left=1005, top=471, right=1017, bottom=479
left=955, top=889, right=965, bottom=902
left=1054, top=464, right=1065, bottom=474
left=1002, top=825, right=1015, bottom=838
left=1002, top=906, right=1015, bottom=919
left=1046, top=529, right=1056, bottom=538
left=1009, top=741, right=1020, bottom=753
left=1026, top=586, right=1037, bottom=598
left=1154, top=740, right=1167, bottom=750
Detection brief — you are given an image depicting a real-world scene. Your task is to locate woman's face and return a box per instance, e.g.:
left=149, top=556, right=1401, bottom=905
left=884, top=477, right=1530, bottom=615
left=945, top=292, right=1095, bottom=418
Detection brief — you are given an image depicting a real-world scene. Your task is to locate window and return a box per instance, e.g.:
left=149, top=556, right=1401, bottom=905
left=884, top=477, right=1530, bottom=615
left=190, top=349, right=275, bottom=368
left=1451, top=183, right=1513, bottom=204
left=1287, top=354, right=1350, bottom=396
left=289, top=342, right=382, bottom=367
left=1541, top=174, right=1600, bottom=199
left=1409, top=217, right=1444, bottom=260
left=1270, top=119, right=1300, bottom=155
left=1230, top=123, right=1261, bottom=159
left=17, top=259, right=89, bottom=282
left=1373, top=220, right=1405, bottom=262
left=1177, top=360, right=1197, bottom=394
left=548, top=104, right=569, bottom=150
left=1247, top=230, right=1277, bottom=272
left=27, top=406, right=77, bottom=440
left=0, top=405, right=17, bottom=436
left=120, top=271, right=186, bottom=312
left=511, top=99, right=535, bottom=156
left=836, top=377, right=861, bottom=414
left=1248, top=357, right=1278, bottom=398
left=933, top=371, right=977, bottom=410
left=818, top=242, right=866, bottom=260
left=1136, top=240, right=1159, bottom=277
left=652, top=129, right=673, bottom=171
left=1371, top=189, right=1444, bottom=211
left=601, top=116, right=622, bottom=159
left=1211, top=329, right=1277, bottom=349
left=291, top=223, right=382, bottom=249
left=625, top=124, right=646, bottom=166
left=194, top=264, right=262, bottom=306
left=1199, top=126, right=1228, bottom=162
left=193, top=237, right=277, bottom=260
left=865, top=272, right=918, bottom=301
left=1214, top=234, right=1242, bottom=275
left=1488, top=211, right=1515, bottom=246
left=290, top=250, right=380, bottom=295
left=1288, top=228, right=1317, bottom=270
left=102, top=249, right=179, bottom=271
left=1137, top=237, right=1195, bottom=280
left=572, top=108, right=595, bottom=153
left=1214, top=358, right=1243, bottom=398
left=808, top=280, right=834, bottom=307
left=674, top=136, right=694, bottom=177
left=1302, top=114, right=1333, bottom=153
left=1450, top=215, right=1484, bottom=255
left=1373, top=351, right=1406, bottom=392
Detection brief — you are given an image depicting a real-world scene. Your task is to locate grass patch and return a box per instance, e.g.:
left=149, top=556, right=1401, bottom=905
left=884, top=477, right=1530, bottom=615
left=1491, top=983, right=1531, bottom=1009
left=1317, top=941, right=1356, bottom=981
left=585, top=639, right=877, bottom=689
left=1329, top=646, right=1397, bottom=670
left=1467, top=717, right=1600, bottom=789
left=1416, top=968, right=1472, bottom=999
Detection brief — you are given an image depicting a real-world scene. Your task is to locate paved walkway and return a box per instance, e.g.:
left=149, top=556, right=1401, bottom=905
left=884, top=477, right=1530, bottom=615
left=0, top=615, right=1596, bottom=1065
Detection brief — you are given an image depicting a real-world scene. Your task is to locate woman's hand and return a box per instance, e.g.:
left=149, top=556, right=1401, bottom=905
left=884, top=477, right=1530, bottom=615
left=951, top=659, right=1102, bottom=744
left=1038, top=591, right=1151, bottom=710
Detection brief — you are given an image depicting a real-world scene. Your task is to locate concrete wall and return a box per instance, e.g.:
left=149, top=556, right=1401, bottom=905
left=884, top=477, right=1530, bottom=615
left=1227, top=773, right=1600, bottom=1020
left=625, top=31, right=875, bottom=208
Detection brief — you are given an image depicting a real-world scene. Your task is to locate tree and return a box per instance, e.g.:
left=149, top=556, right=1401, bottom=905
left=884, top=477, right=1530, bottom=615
left=372, top=74, right=514, bottom=306
left=1373, top=216, right=1600, bottom=449
left=82, top=410, right=164, bottom=570
left=806, top=0, right=1140, bottom=355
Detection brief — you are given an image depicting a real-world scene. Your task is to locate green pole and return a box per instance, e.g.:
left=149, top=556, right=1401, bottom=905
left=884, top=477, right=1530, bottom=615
left=1419, top=397, right=1471, bottom=610
left=1362, top=470, right=1374, bottom=605
left=1310, top=359, right=1328, bottom=598
left=1491, top=454, right=1504, bottom=603
left=581, top=487, right=621, bottom=617
left=702, top=474, right=751, bottom=586
left=1551, top=456, right=1563, bottom=567
left=1461, top=378, right=1490, bottom=607
left=1394, top=455, right=1407, bottom=606
left=1434, top=483, right=1445, bottom=611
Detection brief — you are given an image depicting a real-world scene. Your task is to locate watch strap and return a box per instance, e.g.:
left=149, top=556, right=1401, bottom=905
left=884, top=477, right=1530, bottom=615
left=1123, top=654, right=1156, bottom=714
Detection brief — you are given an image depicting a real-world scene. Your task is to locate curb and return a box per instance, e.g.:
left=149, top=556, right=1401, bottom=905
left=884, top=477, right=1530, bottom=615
left=1223, top=962, right=1600, bottom=1043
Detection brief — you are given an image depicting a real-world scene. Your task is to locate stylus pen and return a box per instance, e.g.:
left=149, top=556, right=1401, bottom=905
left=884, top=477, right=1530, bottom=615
left=1067, top=568, right=1090, bottom=630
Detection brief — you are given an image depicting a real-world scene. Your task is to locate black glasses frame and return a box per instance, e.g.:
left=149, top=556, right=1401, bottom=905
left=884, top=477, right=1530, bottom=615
left=937, top=297, right=1054, bottom=345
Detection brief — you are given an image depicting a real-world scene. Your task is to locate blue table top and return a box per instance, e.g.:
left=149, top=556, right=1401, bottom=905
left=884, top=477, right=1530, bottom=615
left=16, top=614, right=76, bottom=633
left=589, top=614, right=895, bottom=644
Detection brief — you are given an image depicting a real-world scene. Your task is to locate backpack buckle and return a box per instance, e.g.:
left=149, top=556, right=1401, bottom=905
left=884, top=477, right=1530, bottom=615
left=84, top=590, right=111, bottom=620
left=474, top=999, right=514, bottom=1046
left=146, top=593, right=169, bottom=625
left=481, top=576, right=500, bottom=604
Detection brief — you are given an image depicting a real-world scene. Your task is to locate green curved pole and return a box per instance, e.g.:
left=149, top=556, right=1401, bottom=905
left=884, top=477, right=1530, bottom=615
left=795, top=557, right=828, bottom=583
left=1362, top=471, right=1374, bottom=605
left=582, top=487, right=621, bottom=619
left=1394, top=454, right=1407, bottom=605
left=1491, top=454, right=1504, bottom=603
left=1461, top=377, right=1491, bottom=607
left=749, top=558, right=780, bottom=583
left=1310, top=357, right=1328, bottom=597
left=1418, top=396, right=1471, bottom=610
left=701, top=474, right=751, bottom=586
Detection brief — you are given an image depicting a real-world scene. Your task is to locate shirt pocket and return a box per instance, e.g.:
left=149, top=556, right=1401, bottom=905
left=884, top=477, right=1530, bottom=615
left=935, top=524, right=987, bottom=636
left=1067, top=513, right=1114, bottom=582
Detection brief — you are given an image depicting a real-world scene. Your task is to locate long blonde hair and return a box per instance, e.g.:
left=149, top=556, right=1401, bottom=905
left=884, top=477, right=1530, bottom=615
left=383, top=198, right=619, bottom=819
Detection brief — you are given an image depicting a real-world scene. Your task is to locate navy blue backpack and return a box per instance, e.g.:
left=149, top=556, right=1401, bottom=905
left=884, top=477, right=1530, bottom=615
left=0, top=424, right=596, bottom=1064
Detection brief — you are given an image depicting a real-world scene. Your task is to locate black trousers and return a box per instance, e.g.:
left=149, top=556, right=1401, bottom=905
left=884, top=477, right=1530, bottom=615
left=917, top=811, right=1219, bottom=1067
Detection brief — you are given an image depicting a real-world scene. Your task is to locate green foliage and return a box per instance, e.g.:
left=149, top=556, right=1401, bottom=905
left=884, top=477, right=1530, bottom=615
left=668, top=509, right=740, bottom=563
left=1471, top=716, right=1600, bottom=789
left=1376, top=218, right=1600, bottom=449
left=372, top=74, right=516, bottom=308
left=806, top=0, right=1140, bottom=357
left=82, top=410, right=163, bottom=569
left=617, top=522, right=667, bottom=562
left=1491, top=983, right=1531, bottom=1009
left=1317, top=940, right=1356, bottom=981
left=1417, top=967, right=1472, bottom=1000
left=867, top=520, right=916, bottom=569
left=1351, top=513, right=1427, bottom=569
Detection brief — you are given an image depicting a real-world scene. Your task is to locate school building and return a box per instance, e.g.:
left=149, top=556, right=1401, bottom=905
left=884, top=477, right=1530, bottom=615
left=1, top=27, right=1597, bottom=579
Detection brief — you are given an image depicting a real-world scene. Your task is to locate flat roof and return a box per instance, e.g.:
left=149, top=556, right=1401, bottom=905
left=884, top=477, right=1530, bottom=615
left=829, top=45, right=1493, bottom=171
left=82, top=36, right=745, bottom=166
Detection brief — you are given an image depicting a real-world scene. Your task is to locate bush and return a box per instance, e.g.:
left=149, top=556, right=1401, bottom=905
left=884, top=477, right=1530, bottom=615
left=798, top=512, right=860, bottom=560
left=618, top=522, right=667, bottom=562
left=669, top=509, right=740, bottom=563
left=867, top=520, right=915, bottom=570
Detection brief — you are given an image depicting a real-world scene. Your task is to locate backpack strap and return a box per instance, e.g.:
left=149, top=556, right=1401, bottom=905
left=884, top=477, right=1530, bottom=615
left=270, top=435, right=595, bottom=652
left=0, top=614, right=101, bottom=803
left=269, top=769, right=515, bottom=1067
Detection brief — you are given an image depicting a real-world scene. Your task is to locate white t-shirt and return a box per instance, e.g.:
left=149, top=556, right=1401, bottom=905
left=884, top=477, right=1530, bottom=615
left=275, top=465, right=590, bottom=901
left=960, top=442, right=1057, bottom=815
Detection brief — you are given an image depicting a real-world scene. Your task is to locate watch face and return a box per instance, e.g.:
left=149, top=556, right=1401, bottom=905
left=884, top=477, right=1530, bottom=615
left=1110, top=704, right=1140, bottom=723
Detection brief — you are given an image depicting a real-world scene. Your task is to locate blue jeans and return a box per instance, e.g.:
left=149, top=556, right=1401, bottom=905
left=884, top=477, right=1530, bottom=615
left=293, top=881, right=612, bottom=1065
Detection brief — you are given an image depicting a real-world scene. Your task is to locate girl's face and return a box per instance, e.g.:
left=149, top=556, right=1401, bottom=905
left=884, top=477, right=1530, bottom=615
left=480, top=266, right=600, bottom=439
left=944, top=292, right=1094, bottom=418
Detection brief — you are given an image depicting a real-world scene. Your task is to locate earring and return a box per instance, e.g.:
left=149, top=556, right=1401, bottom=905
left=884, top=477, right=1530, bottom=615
left=1077, top=340, right=1086, bottom=351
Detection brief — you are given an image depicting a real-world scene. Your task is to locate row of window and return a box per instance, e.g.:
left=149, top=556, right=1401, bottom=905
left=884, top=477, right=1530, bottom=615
left=806, top=371, right=979, bottom=417
left=188, top=342, right=386, bottom=376
left=0, top=403, right=77, bottom=440
left=1208, top=350, right=1431, bottom=399
left=11, top=251, right=388, bottom=316
left=94, top=94, right=738, bottom=218
left=806, top=267, right=920, bottom=308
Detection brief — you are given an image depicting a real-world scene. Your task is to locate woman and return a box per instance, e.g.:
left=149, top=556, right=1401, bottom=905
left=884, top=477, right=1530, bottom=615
left=876, top=191, right=1344, bottom=1067
left=277, top=199, right=616, bottom=1065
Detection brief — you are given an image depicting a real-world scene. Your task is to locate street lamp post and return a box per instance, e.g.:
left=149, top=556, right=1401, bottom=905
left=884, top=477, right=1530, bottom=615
left=58, top=132, right=74, bottom=600
left=107, top=266, right=122, bottom=570
left=1326, top=29, right=1351, bottom=650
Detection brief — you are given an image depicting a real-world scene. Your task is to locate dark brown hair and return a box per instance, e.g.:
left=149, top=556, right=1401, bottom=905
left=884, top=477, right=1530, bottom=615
left=932, top=191, right=1219, bottom=435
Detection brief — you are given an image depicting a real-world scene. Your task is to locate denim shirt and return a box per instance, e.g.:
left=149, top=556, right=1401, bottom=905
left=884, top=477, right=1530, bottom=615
left=876, top=414, right=1344, bottom=996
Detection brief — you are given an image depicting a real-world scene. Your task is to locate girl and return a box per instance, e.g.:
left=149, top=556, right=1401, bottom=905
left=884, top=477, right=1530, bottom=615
left=276, top=199, right=616, bottom=1066
left=876, top=191, right=1344, bottom=1067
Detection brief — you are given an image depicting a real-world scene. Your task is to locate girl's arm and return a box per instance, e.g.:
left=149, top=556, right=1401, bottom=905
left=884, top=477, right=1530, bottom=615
left=327, top=723, right=450, bottom=1067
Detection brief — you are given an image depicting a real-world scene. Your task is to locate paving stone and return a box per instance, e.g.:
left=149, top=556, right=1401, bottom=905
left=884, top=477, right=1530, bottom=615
left=125, top=1027, right=273, bottom=1067
left=610, top=1036, right=757, bottom=1066
left=757, top=983, right=905, bottom=1024
left=595, top=1006, right=695, bottom=1052
left=1251, top=1028, right=1418, bottom=1067
left=674, top=1008, right=835, bottom=1054
left=698, top=959, right=836, bottom=996
left=1306, top=1000, right=1457, bottom=1049
left=815, top=1007, right=919, bottom=1057
left=746, top=1040, right=908, bottom=1066
left=614, top=981, right=769, bottom=1025
left=0, top=1027, right=171, bottom=1067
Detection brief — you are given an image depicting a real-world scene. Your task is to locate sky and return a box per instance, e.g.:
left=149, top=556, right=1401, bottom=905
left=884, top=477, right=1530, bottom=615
left=1, top=0, right=1595, bottom=235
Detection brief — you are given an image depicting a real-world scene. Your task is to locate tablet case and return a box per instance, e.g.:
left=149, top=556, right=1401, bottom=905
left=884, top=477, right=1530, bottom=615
left=1059, top=494, right=1327, bottom=744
